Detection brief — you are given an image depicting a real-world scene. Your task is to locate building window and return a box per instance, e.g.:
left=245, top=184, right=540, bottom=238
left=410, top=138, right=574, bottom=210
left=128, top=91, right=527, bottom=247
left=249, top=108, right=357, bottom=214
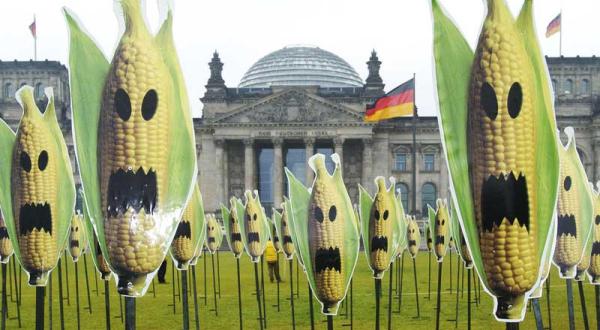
left=395, top=153, right=407, bottom=171
left=565, top=79, right=573, bottom=94
left=421, top=183, right=437, bottom=216
left=396, top=183, right=409, bottom=212
left=581, top=79, right=590, bottom=94
left=257, top=147, right=273, bottom=213
left=423, top=153, right=435, bottom=171
left=285, top=147, right=306, bottom=192
left=3, top=83, right=12, bottom=99
left=552, top=79, right=558, bottom=92
left=34, top=83, right=44, bottom=99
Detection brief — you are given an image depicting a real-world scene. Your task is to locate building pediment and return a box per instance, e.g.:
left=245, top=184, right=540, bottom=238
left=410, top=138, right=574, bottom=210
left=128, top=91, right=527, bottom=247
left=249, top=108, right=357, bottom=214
left=212, top=89, right=364, bottom=124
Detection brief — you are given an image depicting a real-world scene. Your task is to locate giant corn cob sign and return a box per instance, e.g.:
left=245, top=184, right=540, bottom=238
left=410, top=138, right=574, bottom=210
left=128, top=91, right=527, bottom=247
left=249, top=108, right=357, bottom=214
left=170, top=184, right=205, bottom=270
left=428, top=199, right=449, bottom=262
left=81, top=199, right=112, bottom=281
left=552, top=128, right=594, bottom=278
left=450, top=199, right=472, bottom=269
left=358, top=177, right=404, bottom=279
left=0, top=214, right=13, bottom=263
left=69, top=212, right=88, bottom=262
left=431, top=0, right=560, bottom=321
left=222, top=197, right=245, bottom=259
left=239, top=191, right=270, bottom=263
left=0, top=86, right=75, bottom=286
left=65, top=0, right=197, bottom=296
left=588, top=183, right=600, bottom=284
left=272, top=203, right=295, bottom=260
left=286, top=153, right=359, bottom=315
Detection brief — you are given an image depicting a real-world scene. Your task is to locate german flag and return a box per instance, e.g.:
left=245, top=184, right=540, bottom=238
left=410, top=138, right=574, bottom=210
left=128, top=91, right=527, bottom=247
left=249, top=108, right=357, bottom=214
left=546, top=13, right=561, bottom=38
left=365, top=78, right=414, bottom=122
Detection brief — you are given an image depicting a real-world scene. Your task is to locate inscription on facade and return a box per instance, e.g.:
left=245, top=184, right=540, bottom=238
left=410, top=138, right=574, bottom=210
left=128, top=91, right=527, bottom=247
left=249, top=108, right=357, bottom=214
left=255, top=131, right=334, bottom=138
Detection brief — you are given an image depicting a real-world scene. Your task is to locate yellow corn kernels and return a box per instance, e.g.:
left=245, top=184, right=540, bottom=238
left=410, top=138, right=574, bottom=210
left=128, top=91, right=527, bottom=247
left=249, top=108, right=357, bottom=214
left=468, top=0, right=537, bottom=296
left=99, top=0, right=173, bottom=278
left=0, top=214, right=13, bottom=263
left=206, top=214, right=218, bottom=253
left=69, top=212, right=86, bottom=262
left=309, top=155, right=344, bottom=310
left=244, top=191, right=264, bottom=260
left=407, top=216, right=420, bottom=258
left=589, top=192, right=600, bottom=283
left=228, top=199, right=244, bottom=257
left=434, top=199, right=449, bottom=261
left=171, top=197, right=195, bottom=267
left=369, top=177, right=393, bottom=276
left=280, top=206, right=294, bottom=258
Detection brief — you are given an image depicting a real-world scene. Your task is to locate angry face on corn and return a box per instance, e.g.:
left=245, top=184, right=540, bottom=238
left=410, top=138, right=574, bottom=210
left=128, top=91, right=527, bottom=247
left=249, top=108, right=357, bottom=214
left=228, top=198, right=244, bottom=257
left=171, top=197, right=195, bottom=268
left=433, top=199, right=449, bottom=261
left=244, top=191, right=264, bottom=261
left=368, top=177, right=394, bottom=277
left=280, top=205, right=294, bottom=258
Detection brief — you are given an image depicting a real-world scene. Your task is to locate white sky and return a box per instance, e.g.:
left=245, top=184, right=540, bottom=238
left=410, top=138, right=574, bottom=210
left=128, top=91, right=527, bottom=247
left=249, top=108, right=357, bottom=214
left=1, top=0, right=599, bottom=118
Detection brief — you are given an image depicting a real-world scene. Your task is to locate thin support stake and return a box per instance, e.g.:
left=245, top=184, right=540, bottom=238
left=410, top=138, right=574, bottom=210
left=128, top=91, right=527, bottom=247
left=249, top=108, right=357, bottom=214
left=82, top=255, right=92, bottom=314
left=104, top=281, right=111, bottom=330
left=260, top=258, right=267, bottom=328
left=467, top=269, right=471, bottom=330
left=449, top=251, right=453, bottom=293
left=1, top=263, right=6, bottom=330
left=288, top=259, right=295, bottom=330
left=567, top=279, right=575, bottom=330
left=532, top=298, right=544, bottom=330
left=375, top=278, right=381, bottom=330
left=203, top=254, right=207, bottom=306
left=35, top=287, right=44, bottom=330
left=327, top=315, right=333, bottom=330
left=412, top=258, right=420, bottom=318
left=435, top=260, right=442, bottom=330
left=428, top=251, right=431, bottom=300
left=192, top=266, right=201, bottom=330
left=172, top=260, right=177, bottom=314
left=578, top=280, right=590, bottom=330
left=387, top=262, right=393, bottom=330
left=124, top=297, right=135, bottom=330
left=63, top=258, right=70, bottom=306
left=595, top=286, right=600, bottom=330
left=253, top=262, right=264, bottom=330
left=235, top=259, right=243, bottom=330
left=216, top=251, right=221, bottom=299
left=211, top=254, right=218, bottom=316
left=74, top=262, right=81, bottom=330
left=308, top=286, right=315, bottom=330
left=182, top=270, right=190, bottom=330
left=454, top=261, right=460, bottom=328
left=57, top=261, right=65, bottom=330
left=48, top=273, right=52, bottom=330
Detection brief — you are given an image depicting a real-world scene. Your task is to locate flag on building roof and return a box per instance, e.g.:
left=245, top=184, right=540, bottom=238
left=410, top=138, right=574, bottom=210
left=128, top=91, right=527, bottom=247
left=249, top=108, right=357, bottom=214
left=546, top=13, right=561, bottom=38
left=29, top=17, right=36, bottom=38
left=365, top=78, right=414, bottom=122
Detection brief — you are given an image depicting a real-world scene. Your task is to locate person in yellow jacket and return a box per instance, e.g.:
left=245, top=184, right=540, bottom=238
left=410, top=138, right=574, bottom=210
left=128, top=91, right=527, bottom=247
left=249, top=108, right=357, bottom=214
left=265, top=239, right=282, bottom=283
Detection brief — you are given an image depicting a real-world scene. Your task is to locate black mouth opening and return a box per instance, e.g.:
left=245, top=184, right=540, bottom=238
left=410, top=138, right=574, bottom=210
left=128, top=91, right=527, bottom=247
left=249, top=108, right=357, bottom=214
left=481, top=172, right=529, bottom=232
left=408, top=240, right=417, bottom=247
left=592, top=242, right=600, bottom=255
left=231, top=233, right=242, bottom=242
left=435, top=235, right=445, bottom=245
left=107, top=168, right=157, bottom=217
left=19, top=203, right=52, bottom=235
left=283, top=236, right=292, bottom=244
left=315, top=247, right=341, bottom=273
left=174, top=221, right=191, bottom=239
left=248, top=232, right=260, bottom=243
left=273, top=236, right=279, bottom=243
left=70, top=240, right=79, bottom=248
left=0, top=228, right=8, bottom=239
left=370, top=236, right=388, bottom=252
left=208, top=237, right=216, bottom=243
left=557, top=214, right=577, bottom=237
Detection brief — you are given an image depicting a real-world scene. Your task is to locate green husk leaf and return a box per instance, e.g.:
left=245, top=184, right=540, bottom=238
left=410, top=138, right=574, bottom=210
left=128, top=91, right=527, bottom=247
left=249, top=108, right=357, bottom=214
left=0, top=121, right=17, bottom=264
left=358, top=184, right=374, bottom=266
left=283, top=198, right=301, bottom=264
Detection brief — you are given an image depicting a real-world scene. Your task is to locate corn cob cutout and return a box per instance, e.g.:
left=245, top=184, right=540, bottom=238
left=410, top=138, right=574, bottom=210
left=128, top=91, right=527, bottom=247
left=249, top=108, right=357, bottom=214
left=358, top=177, right=403, bottom=279
left=432, top=0, right=561, bottom=321
left=0, top=86, right=76, bottom=286
left=406, top=216, right=420, bottom=258
left=170, top=184, right=205, bottom=270
left=65, top=0, right=197, bottom=296
left=272, top=202, right=295, bottom=260
left=285, top=153, right=359, bottom=315
left=425, top=225, right=433, bottom=252
left=428, top=199, right=449, bottom=262
left=553, top=128, right=594, bottom=278
left=0, top=214, right=13, bottom=263
left=270, top=216, right=282, bottom=253
left=588, top=183, right=600, bottom=284
left=221, top=197, right=244, bottom=258
left=69, top=211, right=88, bottom=262
left=450, top=199, right=473, bottom=269
left=240, top=191, right=270, bottom=263
left=205, top=214, right=220, bottom=254
left=79, top=195, right=112, bottom=281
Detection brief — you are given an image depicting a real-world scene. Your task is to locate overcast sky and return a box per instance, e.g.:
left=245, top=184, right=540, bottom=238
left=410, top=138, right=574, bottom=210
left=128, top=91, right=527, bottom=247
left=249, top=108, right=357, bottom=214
left=1, top=0, right=599, bottom=117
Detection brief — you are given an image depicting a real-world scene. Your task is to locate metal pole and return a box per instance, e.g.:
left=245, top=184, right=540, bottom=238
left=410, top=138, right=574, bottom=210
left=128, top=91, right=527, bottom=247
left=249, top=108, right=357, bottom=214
left=63, top=258, right=69, bottom=306
left=261, top=258, right=267, bottom=328
left=327, top=315, right=333, bottom=330
left=567, top=279, right=575, bottom=330
left=192, top=266, right=200, bottom=330
left=1, top=264, right=6, bottom=330
left=57, top=261, right=65, bottom=330
left=308, top=286, right=315, bottom=330
left=547, top=278, right=552, bottom=330
left=236, top=259, right=243, bottom=330
left=435, top=260, right=442, bottom=330
left=532, top=298, right=544, bottom=330
left=216, top=251, right=221, bottom=299
left=75, top=262, right=80, bottom=330
left=104, top=281, right=111, bottom=330
left=172, top=261, right=177, bottom=314
left=254, top=263, right=264, bottom=330
left=412, top=258, right=420, bottom=318
left=387, top=263, right=393, bottom=330
left=82, top=255, right=92, bottom=314
left=289, top=260, right=295, bottom=330
left=35, top=287, right=44, bottom=330
left=375, top=278, right=381, bottom=330
left=182, top=270, right=189, bottom=330
left=48, top=274, right=52, bottom=330
left=467, top=269, right=471, bottom=330
left=211, top=255, right=218, bottom=316
left=578, top=281, right=590, bottom=330
left=428, top=251, right=431, bottom=300
left=124, top=297, right=135, bottom=330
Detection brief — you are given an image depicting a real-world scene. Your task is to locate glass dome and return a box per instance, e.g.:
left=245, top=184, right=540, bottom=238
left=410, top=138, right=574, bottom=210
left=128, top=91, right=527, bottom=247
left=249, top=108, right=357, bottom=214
left=238, top=46, right=363, bottom=88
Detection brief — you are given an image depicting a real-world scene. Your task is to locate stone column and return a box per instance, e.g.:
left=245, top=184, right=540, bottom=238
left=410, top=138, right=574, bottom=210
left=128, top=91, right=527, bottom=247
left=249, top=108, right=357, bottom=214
left=334, top=137, right=344, bottom=161
left=362, top=138, right=373, bottom=191
left=305, top=138, right=315, bottom=185
left=214, top=138, right=225, bottom=205
left=594, top=140, right=600, bottom=182
left=244, top=138, right=254, bottom=191
left=273, top=138, right=284, bottom=207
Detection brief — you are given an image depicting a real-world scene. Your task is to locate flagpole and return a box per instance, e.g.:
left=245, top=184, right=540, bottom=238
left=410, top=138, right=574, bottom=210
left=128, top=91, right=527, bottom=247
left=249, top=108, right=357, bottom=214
left=33, top=15, right=37, bottom=61
left=559, top=10, right=562, bottom=56
left=411, top=73, right=417, bottom=216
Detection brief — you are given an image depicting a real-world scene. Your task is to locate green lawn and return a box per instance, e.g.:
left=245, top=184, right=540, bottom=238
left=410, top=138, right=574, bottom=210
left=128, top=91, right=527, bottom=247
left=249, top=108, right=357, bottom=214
left=2, top=250, right=596, bottom=329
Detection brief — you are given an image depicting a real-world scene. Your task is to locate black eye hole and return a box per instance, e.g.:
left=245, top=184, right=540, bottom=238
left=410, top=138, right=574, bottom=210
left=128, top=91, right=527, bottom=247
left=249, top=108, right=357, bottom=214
left=246, top=214, right=251, bottom=222
left=75, top=227, right=79, bottom=232
left=383, top=210, right=389, bottom=220
left=328, top=206, right=337, bottom=222
left=114, top=88, right=131, bottom=121
left=507, top=82, right=523, bottom=119
left=314, top=207, right=324, bottom=223
left=480, top=82, right=498, bottom=120
left=595, top=216, right=600, bottom=225
left=38, top=150, right=48, bottom=171
left=141, top=89, right=158, bottom=121
left=442, top=219, right=445, bottom=226
left=20, top=151, right=31, bottom=172
left=374, top=210, right=380, bottom=220
left=564, top=176, right=572, bottom=191
left=253, top=214, right=257, bottom=221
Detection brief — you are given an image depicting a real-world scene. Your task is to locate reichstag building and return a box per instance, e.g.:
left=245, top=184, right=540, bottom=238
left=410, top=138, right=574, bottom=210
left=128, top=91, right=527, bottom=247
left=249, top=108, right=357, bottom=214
left=1, top=48, right=599, bottom=217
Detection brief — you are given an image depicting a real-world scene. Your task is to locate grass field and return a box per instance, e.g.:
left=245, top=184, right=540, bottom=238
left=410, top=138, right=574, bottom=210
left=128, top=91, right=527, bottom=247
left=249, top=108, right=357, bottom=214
left=1, top=250, right=596, bottom=329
